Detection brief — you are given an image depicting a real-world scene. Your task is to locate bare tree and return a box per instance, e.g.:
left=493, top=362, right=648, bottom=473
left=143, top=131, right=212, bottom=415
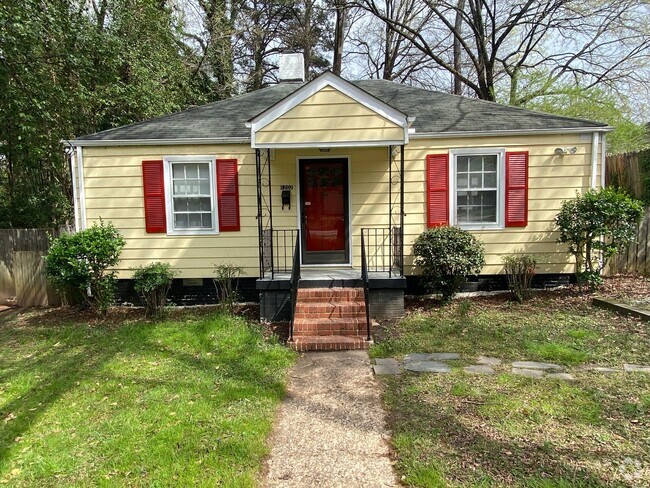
left=346, top=0, right=439, bottom=83
left=356, top=0, right=650, bottom=103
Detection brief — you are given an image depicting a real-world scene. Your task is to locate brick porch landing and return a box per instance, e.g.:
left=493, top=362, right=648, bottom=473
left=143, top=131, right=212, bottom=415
left=288, top=288, right=373, bottom=351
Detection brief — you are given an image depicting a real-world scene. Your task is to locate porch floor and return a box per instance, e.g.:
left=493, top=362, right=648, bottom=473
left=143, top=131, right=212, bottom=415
left=257, top=267, right=406, bottom=289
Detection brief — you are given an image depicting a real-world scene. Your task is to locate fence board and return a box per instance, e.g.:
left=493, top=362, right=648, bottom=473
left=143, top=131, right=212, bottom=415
left=14, top=251, right=49, bottom=306
left=608, top=207, right=650, bottom=275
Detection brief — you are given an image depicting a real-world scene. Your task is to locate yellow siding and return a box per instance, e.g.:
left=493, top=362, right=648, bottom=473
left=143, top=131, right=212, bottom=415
left=255, top=86, right=404, bottom=145
left=80, top=131, right=601, bottom=279
left=82, top=144, right=260, bottom=278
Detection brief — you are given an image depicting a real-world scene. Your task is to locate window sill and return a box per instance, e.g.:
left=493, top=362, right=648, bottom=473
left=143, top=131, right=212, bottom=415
left=457, top=224, right=503, bottom=231
left=166, top=229, right=220, bottom=236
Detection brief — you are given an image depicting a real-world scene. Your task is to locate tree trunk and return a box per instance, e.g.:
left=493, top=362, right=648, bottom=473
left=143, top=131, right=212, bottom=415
left=453, top=0, right=465, bottom=95
left=333, top=1, right=347, bottom=75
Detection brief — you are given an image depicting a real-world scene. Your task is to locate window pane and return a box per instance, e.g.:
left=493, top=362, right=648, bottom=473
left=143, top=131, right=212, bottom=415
left=484, top=172, right=497, bottom=188
left=174, top=213, right=189, bottom=228
left=172, top=164, right=184, bottom=178
left=469, top=156, right=483, bottom=172
left=199, top=164, right=209, bottom=178
left=457, top=173, right=468, bottom=189
left=188, top=213, right=202, bottom=227
left=457, top=156, right=469, bottom=173
left=457, top=191, right=468, bottom=206
left=456, top=190, right=497, bottom=224
left=201, top=213, right=212, bottom=227
left=469, top=174, right=482, bottom=188
left=186, top=164, right=198, bottom=178
left=199, top=180, right=210, bottom=195
left=483, top=155, right=497, bottom=172
left=174, top=197, right=190, bottom=212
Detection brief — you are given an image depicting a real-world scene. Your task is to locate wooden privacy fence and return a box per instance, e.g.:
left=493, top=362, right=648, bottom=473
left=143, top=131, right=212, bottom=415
left=0, top=228, right=65, bottom=306
left=608, top=206, right=650, bottom=275
left=606, top=151, right=647, bottom=200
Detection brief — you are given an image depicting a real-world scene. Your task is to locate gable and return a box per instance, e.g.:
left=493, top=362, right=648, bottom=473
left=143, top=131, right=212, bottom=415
left=249, top=72, right=411, bottom=148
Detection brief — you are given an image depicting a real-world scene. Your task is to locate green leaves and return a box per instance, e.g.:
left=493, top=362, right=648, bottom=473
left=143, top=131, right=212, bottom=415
left=556, top=187, right=644, bottom=282
left=413, top=226, right=485, bottom=301
left=133, top=262, right=176, bottom=317
left=44, top=221, right=125, bottom=313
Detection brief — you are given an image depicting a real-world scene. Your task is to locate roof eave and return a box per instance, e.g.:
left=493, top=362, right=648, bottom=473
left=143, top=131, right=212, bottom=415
left=409, top=126, right=614, bottom=139
left=65, top=137, right=251, bottom=147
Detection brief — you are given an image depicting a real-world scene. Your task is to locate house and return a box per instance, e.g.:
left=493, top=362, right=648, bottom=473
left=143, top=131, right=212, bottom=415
left=67, top=53, right=609, bottom=350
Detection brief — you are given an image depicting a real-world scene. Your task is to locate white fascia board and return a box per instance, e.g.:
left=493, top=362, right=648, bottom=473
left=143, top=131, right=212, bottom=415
left=249, top=72, right=410, bottom=134
left=252, top=139, right=407, bottom=149
left=67, top=137, right=251, bottom=147
left=409, top=126, right=614, bottom=139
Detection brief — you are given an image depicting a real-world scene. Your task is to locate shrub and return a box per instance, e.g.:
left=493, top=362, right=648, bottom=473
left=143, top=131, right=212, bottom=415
left=555, top=187, right=643, bottom=290
left=502, top=254, right=538, bottom=302
left=45, top=221, right=125, bottom=314
left=213, top=263, right=243, bottom=312
left=133, top=263, right=176, bottom=317
left=413, top=226, right=485, bottom=302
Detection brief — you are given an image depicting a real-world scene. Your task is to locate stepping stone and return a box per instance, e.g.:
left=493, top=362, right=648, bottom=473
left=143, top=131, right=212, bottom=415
left=404, top=352, right=459, bottom=362
left=372, top=358, right=402, bottom=375
left=581, top=365, right=621, bottom=373
left=403, top=353, right=430, bottom=362
left=624, top=364, right=650, bottom=373
left=477, top=355, right=502, bottom=366
left=512, top=361, right=564, bottom=372
left=464, top=365, right=495, bottom=375
left=404, top=361, right=451, bottom=373
left=512, top=368, right=545, bottom=379
left=428, top=353, right=460, bottom=361
left=547, top=372, right=575, bottom=381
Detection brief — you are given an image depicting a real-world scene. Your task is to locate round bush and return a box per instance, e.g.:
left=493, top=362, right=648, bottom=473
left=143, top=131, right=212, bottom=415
left=45, top=220, right=125, bottom=314
left=413, top=226, right=485, bottom=301
left=133, top=262, right=176, bottom=317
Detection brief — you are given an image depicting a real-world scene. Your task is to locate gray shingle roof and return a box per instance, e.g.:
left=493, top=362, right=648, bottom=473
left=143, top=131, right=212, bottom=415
left=73, top=79, right=607, bottom=142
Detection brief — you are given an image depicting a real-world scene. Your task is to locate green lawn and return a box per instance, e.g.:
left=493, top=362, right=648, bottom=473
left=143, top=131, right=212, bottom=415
left=0, top=308, right=294, bottom=486
left=372, top=289, right=650, bottom=487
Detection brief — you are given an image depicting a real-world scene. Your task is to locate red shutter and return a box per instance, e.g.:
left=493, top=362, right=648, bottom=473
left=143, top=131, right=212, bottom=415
left=505, top=151, right=529, bottom=227
left=216, top=159, right=240, bottom=232
left=426, top=154, right=449, bottom=227
left=142, top=160, right=166, bottom=233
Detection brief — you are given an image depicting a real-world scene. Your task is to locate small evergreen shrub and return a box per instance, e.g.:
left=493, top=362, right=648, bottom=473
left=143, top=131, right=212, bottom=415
left=45, top=221, right=125, bottom=314
left=213, top=263, right=243, bottom=312
left=133, top=262, right=176, bottom=317
left=555, top=187, right=643, bottom=290
left=502, top=254, right=538, bottom=302
left=413, top=226, right=485, bottom=302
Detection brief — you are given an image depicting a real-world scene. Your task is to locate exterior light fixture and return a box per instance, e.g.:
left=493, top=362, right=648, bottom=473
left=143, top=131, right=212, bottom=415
left=554, top=146, right=577, bottom=156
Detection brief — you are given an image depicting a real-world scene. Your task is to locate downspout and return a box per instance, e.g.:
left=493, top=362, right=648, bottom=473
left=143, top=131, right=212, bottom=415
left=590, top=132, right=600, bottom=189
left=76, top=146, right=87, bottom=230
left=601, top=133, right=607, bottom=189
left=69, top=145, right=80, bottom=232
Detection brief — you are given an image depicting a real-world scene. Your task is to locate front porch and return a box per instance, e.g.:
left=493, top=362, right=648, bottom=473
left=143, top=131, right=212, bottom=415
left=248, top=73, right=412, bottom=349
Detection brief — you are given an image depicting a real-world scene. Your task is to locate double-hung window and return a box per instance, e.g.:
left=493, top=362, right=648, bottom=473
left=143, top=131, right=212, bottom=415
left=451, top=149, right=504, bottom=228
left=164, top=156, right=218, bottom=235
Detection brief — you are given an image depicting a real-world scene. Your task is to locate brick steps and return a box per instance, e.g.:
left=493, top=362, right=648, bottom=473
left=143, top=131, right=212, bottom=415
left=291, top=287, right=370, bottom=351
left=294, top=301, right=366, bottom=319
left=289, top=335, right=372, bottom=352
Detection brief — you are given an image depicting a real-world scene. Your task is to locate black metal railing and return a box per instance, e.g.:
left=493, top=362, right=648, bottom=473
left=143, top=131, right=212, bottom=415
left=261, top=229, right=298, bottom=278
left=361, top=227, right=403, bottom=276
left=289, top=235, right=301, bottom=342
left=360, top=230, right=371, bottom=341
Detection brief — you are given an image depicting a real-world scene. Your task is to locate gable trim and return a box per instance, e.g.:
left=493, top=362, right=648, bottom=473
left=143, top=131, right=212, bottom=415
left=248, top=72, right=411, bottom=148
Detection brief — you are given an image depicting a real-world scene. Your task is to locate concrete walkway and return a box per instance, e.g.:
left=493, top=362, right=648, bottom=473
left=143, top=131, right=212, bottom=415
left=265, top=351, right=398, bottom=488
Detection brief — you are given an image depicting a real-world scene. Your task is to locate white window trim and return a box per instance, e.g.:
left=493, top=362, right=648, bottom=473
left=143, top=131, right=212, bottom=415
left=163, top=155, right=219, bottom=236
left=449, top=148, right=506, bottom=230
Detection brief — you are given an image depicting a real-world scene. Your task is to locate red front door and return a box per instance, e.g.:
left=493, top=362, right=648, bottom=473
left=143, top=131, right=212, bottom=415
left=299, top=159, right=348, bottom=264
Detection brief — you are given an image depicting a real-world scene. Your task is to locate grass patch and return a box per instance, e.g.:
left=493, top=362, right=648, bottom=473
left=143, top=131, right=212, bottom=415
left=0, top=308, right=294, bottom=486
left=375, top=291, right=650, bottom=486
